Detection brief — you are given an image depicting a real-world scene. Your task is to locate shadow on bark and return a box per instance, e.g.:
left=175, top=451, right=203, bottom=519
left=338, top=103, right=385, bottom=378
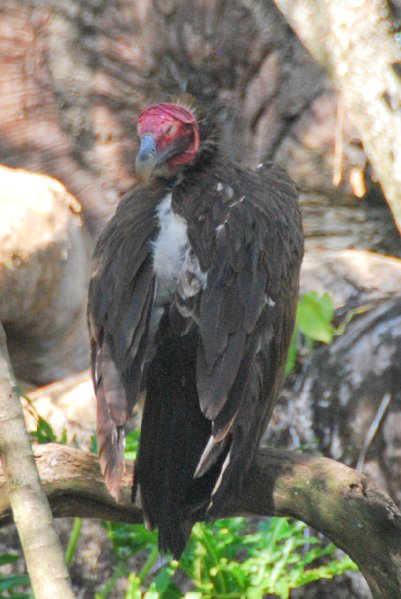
left=0, top=443, right=399, bottom=599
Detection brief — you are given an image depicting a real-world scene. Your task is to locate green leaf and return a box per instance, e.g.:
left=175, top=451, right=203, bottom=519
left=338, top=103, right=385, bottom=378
left=90, top=432, right=98, bottom=454
left=297, top=292, right=335, bottom=344
left=0, top=554, right=20, bottom=566
left=0, top=575, right=30, bottom=591
left=124, top=429, right=141, bottom=461
left=30, top=417, right=67, bottom=445
left=150, top=563, right=178, bottom=594
left=284, top=326, right=299, bottom=376
left=124, top=573, right=142, bottom=599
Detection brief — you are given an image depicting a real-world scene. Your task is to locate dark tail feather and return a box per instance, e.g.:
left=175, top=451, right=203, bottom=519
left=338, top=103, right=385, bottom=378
left=135, top=325, right=214, bottom=558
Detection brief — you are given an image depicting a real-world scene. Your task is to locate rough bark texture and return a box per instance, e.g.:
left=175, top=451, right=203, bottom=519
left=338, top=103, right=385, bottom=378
left=274, top=0, right=401, bottom=234
left=0, top=443, right=399, bottom=599
left=270, top=252, right=401, bottom=521
left=300, top=249, right=401, bottom=309
left=23, top=370, right=96, bottom=447
left=0, top=0, right=398, bottom=252
left=297, top=297, right=401, bottom=508
left=0, top=166, right=92, bottom=384
left=0, top=325, right=75, bottom=599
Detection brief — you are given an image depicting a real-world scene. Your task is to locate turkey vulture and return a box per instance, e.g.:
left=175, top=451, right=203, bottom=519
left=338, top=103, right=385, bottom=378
left=88, top=98, right=304, bottom=558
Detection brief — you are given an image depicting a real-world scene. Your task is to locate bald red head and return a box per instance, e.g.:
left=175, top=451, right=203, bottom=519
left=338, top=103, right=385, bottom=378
left=137, top=103, right=200, bottom=169
left=138, top=103, right=197, bottom=129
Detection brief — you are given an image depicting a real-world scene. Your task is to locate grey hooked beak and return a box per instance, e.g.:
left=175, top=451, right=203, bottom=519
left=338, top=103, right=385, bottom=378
left=135, top=134, right=157, bottom=185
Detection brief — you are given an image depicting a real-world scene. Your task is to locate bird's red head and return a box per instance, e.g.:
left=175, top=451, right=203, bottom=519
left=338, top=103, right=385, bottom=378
left=136, top=103, right=200, bottom=184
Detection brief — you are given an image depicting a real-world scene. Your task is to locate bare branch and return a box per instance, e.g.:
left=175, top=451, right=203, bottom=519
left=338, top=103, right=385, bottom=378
left=0, top=325, right=75, bottom=599
left=0, top=443, right=400, bottom=599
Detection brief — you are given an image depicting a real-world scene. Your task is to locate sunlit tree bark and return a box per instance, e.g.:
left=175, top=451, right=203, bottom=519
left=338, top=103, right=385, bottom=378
left=0, top=443, right=400, bottom=599
left=0, top=325, right=75, bottom=599
left=274, top=0, right=401, bottom=234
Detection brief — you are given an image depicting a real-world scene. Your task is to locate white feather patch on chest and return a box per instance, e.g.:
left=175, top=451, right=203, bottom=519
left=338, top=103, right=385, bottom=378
left=152, top=192, right=188, bottom=306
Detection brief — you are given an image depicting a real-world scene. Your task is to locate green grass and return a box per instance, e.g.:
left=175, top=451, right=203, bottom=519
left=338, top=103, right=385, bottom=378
left=99, top=514, right=357, bottom=598
left=0, top=554, right=30, bottom=599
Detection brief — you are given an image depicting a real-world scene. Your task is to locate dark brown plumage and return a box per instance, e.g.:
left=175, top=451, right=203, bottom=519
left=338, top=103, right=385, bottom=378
left=88, top=100, right=304, bottom=558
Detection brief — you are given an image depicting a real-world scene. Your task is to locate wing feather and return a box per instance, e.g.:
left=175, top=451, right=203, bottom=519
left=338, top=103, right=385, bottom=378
left=191, top=163, right=303, bottom=483
left=88, top=189, right=160, bottom=498
left=197, top=329, right=246, bottom=420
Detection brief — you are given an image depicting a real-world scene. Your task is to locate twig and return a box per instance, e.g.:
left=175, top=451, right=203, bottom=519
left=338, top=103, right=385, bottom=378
left=356, top=393, right=392, bottom=472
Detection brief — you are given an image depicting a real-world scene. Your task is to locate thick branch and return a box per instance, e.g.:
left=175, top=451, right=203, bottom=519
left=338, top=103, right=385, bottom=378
left=0, top=326, right=75, bottom=599
left=0, top=444, right=400, bottom=599
left=274, top=0, right=401, bottom=235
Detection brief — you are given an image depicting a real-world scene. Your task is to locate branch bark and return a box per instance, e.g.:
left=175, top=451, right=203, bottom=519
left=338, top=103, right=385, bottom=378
left=273, top=0, right=401, bottom=235
left=0, top=325, right=75, bottom=599
left=0, top=443, right=400, bottom=599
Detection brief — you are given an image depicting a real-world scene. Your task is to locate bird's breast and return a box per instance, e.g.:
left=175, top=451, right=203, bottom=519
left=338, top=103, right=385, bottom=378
left=152, top=192, right=189, bottom=307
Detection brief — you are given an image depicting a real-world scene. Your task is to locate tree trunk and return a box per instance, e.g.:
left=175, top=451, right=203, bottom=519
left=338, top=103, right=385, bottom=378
left=0, top=325, right=75, bottom=599
left=273, top=0, right=401, bottom=234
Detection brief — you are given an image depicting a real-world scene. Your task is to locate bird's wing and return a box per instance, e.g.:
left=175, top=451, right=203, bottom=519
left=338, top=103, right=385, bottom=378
left=88, top=189, right=159, bottom=499
left=194, top=163, right=303, bottom=496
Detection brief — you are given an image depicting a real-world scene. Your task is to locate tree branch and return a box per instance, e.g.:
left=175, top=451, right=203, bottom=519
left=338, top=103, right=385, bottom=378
left=0, top=443, right=400, bottom=598
left=273, top=0, right=401, bottom=235
left=0, top=325, right=75, bottom=599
